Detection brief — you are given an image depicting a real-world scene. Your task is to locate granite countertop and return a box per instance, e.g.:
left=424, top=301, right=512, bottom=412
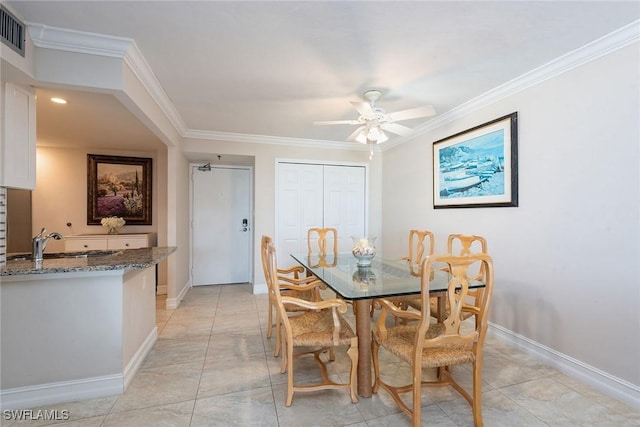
left=1, top=247, right=177, bottom=276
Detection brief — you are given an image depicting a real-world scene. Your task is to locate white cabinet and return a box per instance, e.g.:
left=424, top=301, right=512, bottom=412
left=64, top=234, right=152, bottom=252
left=1, top=82, right=36, bottom=190
left=65, top=238, right=108, bottom=252
left=106, top=235, right=150, bottom=250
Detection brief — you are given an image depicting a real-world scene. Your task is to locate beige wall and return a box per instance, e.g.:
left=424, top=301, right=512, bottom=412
left=182, top=139, right=383, bottom=287
left=33, top=146, right=163, bottom=249
left=32, top=145, right=168, bottom=287
left=381, top=43, right=639, bottom=390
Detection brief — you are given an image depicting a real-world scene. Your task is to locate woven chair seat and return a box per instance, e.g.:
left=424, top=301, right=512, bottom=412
left=374, top=324, right=475, bottom=368
left=289, top=309, right=356, bottom=347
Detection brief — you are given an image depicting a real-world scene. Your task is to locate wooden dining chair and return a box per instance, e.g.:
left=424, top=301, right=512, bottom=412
left=408, top=233, right=489, bottom=320
left=378, top=230, right=434, bottom=319
left=264, top=240, right=359, bottom=406
left=372, top=253, right=494, bottom=427
left=401, top=229, right=435, bottom=274
left=436, top=234, right=489, bottom=319
left=307, top=227, right=338, bottom=267
left=260, top=235, right=321, bottom=357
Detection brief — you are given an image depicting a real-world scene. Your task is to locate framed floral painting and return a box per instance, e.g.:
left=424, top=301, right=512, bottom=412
left=87, top=154, right=152, bottom=224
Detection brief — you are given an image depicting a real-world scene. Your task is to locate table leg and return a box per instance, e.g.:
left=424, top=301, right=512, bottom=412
left=436, top=291, right=446, bottom=322
left=436, top=291, right=446, bottom=379
left=354, top=299, right=372, bottom=397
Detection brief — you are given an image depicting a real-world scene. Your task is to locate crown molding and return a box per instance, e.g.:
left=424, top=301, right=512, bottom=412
left=121, top=44, right=187, bottom=135
left=183, top=129, right=378, bottom=151
left=383, top=19, right=640, bottom=151
left=26, top=19, right=639, bottom=152
left=27, top=23, right=187, bottom=137
left=27, top=23, right=131, bottom=58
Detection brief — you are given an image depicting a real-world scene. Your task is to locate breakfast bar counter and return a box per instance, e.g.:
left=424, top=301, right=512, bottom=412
left=0, top=247, right=177, bottom=410
left=1, top=246, right=176, bottom=276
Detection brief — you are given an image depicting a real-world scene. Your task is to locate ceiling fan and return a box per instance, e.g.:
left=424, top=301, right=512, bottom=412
left=314, top=90, right=436, bottom=144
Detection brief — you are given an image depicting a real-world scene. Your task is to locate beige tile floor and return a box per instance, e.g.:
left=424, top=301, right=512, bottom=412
left=4, top=284, right=639, bottom=426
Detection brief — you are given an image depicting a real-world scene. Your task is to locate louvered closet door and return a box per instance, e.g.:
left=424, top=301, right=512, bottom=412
left=276, top=162, right=366, bottom=269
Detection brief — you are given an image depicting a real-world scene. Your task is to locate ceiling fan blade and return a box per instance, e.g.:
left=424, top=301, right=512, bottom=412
left=350, top=101, right=375, bottom=117
left=386, top=105, right=436, bottom=122
left=314, top=120, right=361, bottom=125
left=381, top=122, right=415, bottom=136
left=347, top=125, right=367, bottom=141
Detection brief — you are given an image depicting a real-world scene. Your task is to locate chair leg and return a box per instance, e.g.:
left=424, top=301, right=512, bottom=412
left=472, top=360, right=484, bottom=427
left=371, top=338, right=381, bottom=393
left=412, top=363, right=423, bottom=427
left=274, top=310, right=282, bottom=357
left=347, top=337, right=359, bottom=403
left=285, top=339, right=295, bottom=406
left=267, top=300, right=273, bottom=338
left=279, top=325, right=287, bottom=374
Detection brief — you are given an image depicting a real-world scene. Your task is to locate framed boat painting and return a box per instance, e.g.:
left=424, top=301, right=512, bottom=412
left=87, top=154, right=153, bottom=224
left=433, top=112, right=518, bottom=208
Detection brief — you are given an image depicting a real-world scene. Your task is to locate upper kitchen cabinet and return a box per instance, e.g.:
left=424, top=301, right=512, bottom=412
left=1, top=81, right=36, bottom=190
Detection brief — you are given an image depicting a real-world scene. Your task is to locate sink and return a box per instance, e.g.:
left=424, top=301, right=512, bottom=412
left=7, top=250, right=122, bottom=261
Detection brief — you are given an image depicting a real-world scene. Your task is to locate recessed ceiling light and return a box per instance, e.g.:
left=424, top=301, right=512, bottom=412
left=50, top=97, right=67, bottom=104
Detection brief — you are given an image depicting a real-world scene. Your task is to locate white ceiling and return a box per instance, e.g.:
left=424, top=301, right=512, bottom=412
left=5, top=1, right=640, bottom=150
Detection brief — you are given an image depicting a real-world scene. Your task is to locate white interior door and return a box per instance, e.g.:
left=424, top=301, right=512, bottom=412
left=192, top=166, right=252, bottom=285
left=324, top=165, right=366, bottom=252
left=277, top=163, right=323, bottom=269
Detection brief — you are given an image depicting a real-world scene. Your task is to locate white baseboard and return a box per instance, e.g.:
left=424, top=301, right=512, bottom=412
left=122, top=327, right=157, bottom=390
left=253, top=282, right=267, bottom=295
left=488, top=322, right=640, bottom=410
left=0, top=374, right=124, bottom=411
left=156, top=284, right=167, bottom=295
left=166, top=279, right=191, bottom=309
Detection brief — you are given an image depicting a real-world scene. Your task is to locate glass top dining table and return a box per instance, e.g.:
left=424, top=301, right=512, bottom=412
left=289, top=252, right=470, bottom=300
left=290, top=251, right=486, bottom=398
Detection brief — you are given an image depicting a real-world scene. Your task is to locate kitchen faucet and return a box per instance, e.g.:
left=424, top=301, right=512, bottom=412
left=32, top=228, right=63, bottom=262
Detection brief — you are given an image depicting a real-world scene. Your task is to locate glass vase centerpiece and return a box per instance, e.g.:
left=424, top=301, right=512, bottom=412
left=351, top=237, right=376, bottom=267
left=101, top=216, right=126, bottom=234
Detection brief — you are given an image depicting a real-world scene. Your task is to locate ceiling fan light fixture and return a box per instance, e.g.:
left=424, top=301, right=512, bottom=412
left=367, top=125, right=388, bottom=143
left=316, top=89, right=435, bottom=144
left=375, top=130, right=388, bottom=144
left=355, top=130, right=368, bottom=144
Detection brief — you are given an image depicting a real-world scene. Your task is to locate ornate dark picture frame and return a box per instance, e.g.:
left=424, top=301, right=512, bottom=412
left=433, top=112, right=518, bottom=208
left=87, top=154, right=152, bottom=225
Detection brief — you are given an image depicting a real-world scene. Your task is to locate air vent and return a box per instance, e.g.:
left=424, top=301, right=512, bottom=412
left=0, top=5, right=25, bottom=57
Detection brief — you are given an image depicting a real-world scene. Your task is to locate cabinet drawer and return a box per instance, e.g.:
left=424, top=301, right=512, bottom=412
left=65, top=239, right=108, bottom=251
left=107, top=237, right=148, bottom=250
